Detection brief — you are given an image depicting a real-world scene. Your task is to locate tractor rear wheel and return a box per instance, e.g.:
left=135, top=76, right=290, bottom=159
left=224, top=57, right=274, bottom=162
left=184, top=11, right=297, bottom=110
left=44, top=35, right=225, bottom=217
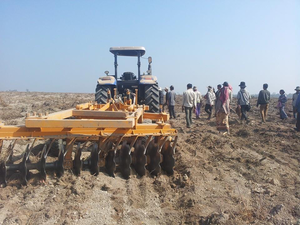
left=144, top=84, right=160, bottom=113
left=95, top=85, right=111, bottom=104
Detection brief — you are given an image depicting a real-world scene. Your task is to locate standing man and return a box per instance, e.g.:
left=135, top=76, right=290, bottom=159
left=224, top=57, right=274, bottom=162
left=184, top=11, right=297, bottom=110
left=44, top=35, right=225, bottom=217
left=237, top=82, right=251, bottom=123
left=295, top=93, right=300, bottom=131
left=163, top=87, right=169, bottom=112
left=292, top=86, right=300, bottom=119
left=278, top=89, right=288, bottom=120
left=168, top=85, right=176, bottom=119
left=159, top=87, right=164, bottom=113
left=215, top=82, right=232, bottom=134
left=193, top=86, right=202, bottom=119
left=182, top=83, right=196, bottom=128
left=215, top=84, right=222, bottom=116
left=204, top=86, right=216, bottom=120
left=256, top=83, right=271, bottom=123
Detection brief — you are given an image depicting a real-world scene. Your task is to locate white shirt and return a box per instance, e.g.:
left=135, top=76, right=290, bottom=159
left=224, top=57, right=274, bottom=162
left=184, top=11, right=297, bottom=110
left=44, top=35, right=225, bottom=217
left=183, top=89, right=196, bottom=108
left=206, top=91, right=216, bottom=105
left=194, top=91, right=202, bottom=103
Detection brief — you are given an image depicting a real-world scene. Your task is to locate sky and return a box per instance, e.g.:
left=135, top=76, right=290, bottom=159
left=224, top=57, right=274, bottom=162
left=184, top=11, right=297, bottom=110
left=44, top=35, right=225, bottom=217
left=0, top=0, right=299, bottom=95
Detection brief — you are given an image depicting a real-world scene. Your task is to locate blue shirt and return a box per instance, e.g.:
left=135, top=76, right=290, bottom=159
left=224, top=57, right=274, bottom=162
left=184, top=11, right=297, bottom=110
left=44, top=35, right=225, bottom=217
left=278, top=94, right=287, bottom=107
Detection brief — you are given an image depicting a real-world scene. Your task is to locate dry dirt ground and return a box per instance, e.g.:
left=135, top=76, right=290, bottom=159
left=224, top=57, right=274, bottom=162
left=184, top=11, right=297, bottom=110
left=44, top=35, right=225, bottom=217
left=0, top=91, right=300, bottom=225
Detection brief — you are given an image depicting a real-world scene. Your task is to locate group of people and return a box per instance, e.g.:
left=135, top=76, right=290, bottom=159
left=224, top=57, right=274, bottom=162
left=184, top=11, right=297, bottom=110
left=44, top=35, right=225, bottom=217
left=160, top=83, right=300, bottom=133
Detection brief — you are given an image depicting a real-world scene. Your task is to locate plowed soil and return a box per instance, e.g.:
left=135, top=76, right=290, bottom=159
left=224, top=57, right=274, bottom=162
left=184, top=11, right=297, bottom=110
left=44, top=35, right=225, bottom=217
left=0, top=92, right=299, bottom=225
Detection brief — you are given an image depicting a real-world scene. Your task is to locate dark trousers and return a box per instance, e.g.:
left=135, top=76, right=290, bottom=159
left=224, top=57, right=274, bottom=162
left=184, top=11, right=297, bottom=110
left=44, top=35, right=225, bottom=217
left=185, top=107, right=192, bottom=128
left=205, top=104, right=212, bottom=119
left=293, top=106, right=297, bottom=119
left=169, top=105, right=176, bottom=119
left=279, top=106, right=288, bottom=119
left=241, top=105, right=248, bottom=120
left=297, top=112, right=300, bottom=131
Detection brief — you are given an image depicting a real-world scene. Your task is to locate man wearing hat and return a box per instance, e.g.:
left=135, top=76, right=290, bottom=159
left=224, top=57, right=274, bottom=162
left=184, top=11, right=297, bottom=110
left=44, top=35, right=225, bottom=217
left=237, top=81, right=251, bottom=123
left=204, top=86, right=216, bottom=120
left=292, top=86, right=300, bottom=119
left=257, top=83, right=271, bottom=122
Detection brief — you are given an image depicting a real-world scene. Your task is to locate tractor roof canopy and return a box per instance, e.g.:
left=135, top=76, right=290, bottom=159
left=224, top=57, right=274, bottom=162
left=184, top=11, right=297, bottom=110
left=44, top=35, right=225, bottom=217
left=110, top=47, right=146, bottom=56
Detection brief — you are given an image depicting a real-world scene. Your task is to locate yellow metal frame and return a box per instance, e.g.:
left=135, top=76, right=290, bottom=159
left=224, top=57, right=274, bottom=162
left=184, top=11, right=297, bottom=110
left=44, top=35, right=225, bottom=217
left=0, top=101, right=177, bottom=140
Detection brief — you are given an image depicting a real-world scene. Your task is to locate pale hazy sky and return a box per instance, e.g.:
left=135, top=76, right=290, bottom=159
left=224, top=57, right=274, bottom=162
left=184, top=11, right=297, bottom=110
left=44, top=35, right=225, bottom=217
left=1, top=0, right=299, bottom=95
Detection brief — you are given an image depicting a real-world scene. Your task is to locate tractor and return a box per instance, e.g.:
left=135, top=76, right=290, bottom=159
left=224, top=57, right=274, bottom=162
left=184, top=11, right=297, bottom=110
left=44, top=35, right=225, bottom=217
left=95, top=47, right=160, bottom=112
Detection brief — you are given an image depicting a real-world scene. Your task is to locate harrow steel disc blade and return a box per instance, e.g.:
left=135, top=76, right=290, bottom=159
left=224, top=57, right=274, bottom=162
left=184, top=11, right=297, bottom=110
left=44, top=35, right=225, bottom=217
left=20, top=145, right=30, bottom=185
left=105, top=150, right=116, bottom=177
left=119, top=143, right=132, bottom=179
left=40, top=145, right=47, bottom=181
left=56, top=140, right=64, bottom=178
left=161, top=146, right=175, bottom=175
left=0, top=162, right=7, bottom=187
left=73, top=144, right=82, bottom=176
left=132, top=143, right=146, bottom=177
left=90, top=144, right=99, bottom=176
left=146, top=141, right=161, bottom=176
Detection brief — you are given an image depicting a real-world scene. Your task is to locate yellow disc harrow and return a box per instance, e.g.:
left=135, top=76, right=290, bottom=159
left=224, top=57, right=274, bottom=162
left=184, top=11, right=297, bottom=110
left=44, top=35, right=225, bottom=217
left=0, top=99, right=177, bottom=186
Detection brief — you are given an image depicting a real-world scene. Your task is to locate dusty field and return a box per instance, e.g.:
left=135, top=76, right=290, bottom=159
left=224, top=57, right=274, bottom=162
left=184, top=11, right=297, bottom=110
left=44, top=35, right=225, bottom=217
left=0, top=91, right=300, bottom=225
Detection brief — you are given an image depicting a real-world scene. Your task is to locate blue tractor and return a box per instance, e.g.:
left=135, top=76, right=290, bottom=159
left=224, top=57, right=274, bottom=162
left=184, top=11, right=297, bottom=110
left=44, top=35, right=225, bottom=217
left=95, top=47, right=160, bottom=112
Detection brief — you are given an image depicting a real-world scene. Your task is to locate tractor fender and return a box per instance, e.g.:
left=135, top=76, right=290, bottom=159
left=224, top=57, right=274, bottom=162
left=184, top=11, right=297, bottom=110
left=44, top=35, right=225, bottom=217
left=97, top=76, right=117, bottom=85
left=139, top=75, right=157, bottom=85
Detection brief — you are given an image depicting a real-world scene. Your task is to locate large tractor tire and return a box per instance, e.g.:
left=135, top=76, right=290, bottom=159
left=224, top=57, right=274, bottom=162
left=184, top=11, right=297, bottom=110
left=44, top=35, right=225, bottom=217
left=95, top=85, right=112, bottom=104
left=144, top=84, right=160, bottom=113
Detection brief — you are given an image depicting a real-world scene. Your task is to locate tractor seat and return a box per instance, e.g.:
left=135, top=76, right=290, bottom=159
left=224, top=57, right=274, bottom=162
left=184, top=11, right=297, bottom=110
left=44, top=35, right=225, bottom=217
left=122, top=72, right=136, bottom=81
